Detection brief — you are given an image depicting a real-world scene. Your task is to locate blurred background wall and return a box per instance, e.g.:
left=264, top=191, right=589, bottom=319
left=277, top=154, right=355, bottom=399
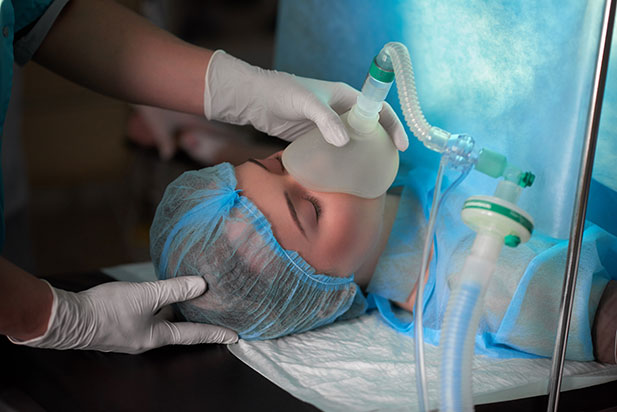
left=2, top=0, right=278, bottom=275
left=7, top=0, right=615, bottom=276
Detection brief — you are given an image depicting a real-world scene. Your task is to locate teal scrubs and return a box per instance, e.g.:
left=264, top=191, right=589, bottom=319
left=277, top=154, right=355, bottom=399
left=0, top=0, right=57, bottom=251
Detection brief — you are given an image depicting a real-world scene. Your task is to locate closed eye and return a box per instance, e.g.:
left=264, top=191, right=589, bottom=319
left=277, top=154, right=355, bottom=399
left=247, top=158, right=268, bottom=171
left=304, top=194, right=322, bottom=222
left=276, top=155, right=321, bottom=222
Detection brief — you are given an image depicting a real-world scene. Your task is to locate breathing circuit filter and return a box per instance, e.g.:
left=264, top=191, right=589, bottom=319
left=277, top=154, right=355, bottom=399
left=440, top=175, right=535, bottom=412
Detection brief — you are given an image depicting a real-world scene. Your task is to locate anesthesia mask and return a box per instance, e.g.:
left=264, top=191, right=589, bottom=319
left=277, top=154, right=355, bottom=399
left=282, top=52, right=400, bottom=199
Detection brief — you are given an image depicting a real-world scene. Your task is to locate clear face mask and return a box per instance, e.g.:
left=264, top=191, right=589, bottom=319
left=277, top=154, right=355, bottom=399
left=282, top=112, right=400, bottom=199
left=282, top=55, right=400, bottom=199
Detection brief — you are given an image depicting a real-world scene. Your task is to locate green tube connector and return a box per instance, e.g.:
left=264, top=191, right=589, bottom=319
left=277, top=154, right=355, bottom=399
left=519, top=171, right=535, bottom=188
left=475, top=149, right=507, bottom=178
left=475, top=148, right=535, bottom=189
left=369, top=58, right=395, bottom=83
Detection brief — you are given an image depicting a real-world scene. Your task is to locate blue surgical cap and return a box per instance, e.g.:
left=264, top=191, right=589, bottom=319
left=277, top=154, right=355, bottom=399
left=150, top=163, right=367, bottom=340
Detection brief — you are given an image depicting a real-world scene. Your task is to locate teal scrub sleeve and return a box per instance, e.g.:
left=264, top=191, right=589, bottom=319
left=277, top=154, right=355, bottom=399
left=14, top=0, right=70, bottom=64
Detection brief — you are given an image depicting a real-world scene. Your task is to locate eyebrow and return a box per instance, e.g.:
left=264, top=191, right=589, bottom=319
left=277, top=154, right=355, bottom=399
left=247, top=158, right=268, bottom=171
left=248, top=158, right=307, bottom=238
left=285, top=191, right=307, bottom=238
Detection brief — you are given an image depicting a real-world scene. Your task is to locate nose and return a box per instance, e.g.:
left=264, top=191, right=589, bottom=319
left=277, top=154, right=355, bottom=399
left=280, top=168, right=311, bottom=194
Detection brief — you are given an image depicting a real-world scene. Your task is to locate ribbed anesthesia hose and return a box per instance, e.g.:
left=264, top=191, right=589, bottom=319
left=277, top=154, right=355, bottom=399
left=382, top=42, right=432, bottom=142
left=378, top=42, right=450, bottom=153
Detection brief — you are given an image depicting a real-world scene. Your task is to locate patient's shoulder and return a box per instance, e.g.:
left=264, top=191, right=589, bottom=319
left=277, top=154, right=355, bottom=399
left=592, top=280, right=617, bottom=364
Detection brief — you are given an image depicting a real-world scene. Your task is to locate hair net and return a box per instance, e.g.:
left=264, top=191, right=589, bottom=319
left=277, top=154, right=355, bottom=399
left=150, top=163, right=367, bottom=340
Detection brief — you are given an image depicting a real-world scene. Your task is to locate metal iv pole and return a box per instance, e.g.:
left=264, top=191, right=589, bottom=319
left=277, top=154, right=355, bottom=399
left=547, top=0, right=616, bottom=410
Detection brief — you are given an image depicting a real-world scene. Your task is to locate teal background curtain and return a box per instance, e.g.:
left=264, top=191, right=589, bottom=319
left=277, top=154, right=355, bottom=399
left=275, top=0, right=617, bottom=240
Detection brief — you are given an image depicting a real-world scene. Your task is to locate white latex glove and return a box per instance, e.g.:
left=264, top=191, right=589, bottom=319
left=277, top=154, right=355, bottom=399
left=204, top=50, right=409, bottom=151
left=9, top=277, right=238, bottom=354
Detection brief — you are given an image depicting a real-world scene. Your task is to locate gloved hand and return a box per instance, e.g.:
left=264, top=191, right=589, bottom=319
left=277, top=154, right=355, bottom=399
left=9, top=277, right=238, bottom=354
left=204, top=50, right=409, bottom=151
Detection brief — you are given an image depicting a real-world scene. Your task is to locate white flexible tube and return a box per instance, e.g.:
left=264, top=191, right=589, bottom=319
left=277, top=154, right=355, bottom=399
left=413, top=157, right=447, bottom=412
left=383, top=42, right=431, bottom=141
left=440, top=280, right=482, bottom=411
left=376, top=41, right=483, bottom=410
left=381, top=42, right=451, bottom=153
left=413, top=160, right=472, bottom=412
left=440, top=233, right=502, bottom=411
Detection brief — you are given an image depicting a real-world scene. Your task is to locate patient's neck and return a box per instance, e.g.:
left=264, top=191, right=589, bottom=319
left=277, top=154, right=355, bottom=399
left=353, top=191, right=401, bottom=288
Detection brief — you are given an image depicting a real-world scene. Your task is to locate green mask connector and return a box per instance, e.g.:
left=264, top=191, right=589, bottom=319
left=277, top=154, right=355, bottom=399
left=519, top=171, right=535, bottom=188
left=369, top=57, right=395, bottom=83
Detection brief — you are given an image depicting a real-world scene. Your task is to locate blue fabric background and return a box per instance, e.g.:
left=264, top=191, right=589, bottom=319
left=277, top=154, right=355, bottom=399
left=275, top=0, right=617, bottom=240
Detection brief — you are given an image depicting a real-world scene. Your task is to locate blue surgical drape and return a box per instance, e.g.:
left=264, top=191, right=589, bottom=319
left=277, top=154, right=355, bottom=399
left=275, top=0, right=617, bottom=240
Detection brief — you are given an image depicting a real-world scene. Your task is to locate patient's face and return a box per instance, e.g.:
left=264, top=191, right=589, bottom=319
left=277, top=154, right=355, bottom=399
left=235, top=151, right=385, bottom=276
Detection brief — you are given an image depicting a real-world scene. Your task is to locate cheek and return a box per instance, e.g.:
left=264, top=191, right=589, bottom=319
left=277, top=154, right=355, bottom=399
left=316, top=200, right=383, bottom=274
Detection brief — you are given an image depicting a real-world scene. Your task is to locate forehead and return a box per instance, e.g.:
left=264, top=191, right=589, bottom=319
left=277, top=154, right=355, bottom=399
left=234, top=161, right=384, bottom=276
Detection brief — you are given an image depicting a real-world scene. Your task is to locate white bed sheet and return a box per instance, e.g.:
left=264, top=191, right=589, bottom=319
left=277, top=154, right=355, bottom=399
left=103, top=262, right=617, bottom=411
left=229, top=314, right=617, bottom=411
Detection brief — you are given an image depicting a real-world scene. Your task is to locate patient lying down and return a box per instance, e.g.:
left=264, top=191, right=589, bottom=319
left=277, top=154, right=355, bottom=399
left=150, top=151, right=617, bottom=364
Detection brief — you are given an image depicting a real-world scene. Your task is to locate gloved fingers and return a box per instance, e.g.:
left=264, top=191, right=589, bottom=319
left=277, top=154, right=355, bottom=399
left=155, top=320, right=239, bottom=346
left=379, top=102, right=409, bottom=151
left=151, top=276, right=208, bottom=312
left=154, top=305, right=176, bottom=322
left=327, top=82, right=360, bottom=115
left=302, top=94, right=349, bottom=147
left=272, top=82, right=357, bottom=141
left=273, top=119, right=316, bottom=142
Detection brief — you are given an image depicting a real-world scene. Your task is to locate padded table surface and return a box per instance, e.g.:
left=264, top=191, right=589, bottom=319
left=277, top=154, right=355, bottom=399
left=1, top=272, right=616, bottom=411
